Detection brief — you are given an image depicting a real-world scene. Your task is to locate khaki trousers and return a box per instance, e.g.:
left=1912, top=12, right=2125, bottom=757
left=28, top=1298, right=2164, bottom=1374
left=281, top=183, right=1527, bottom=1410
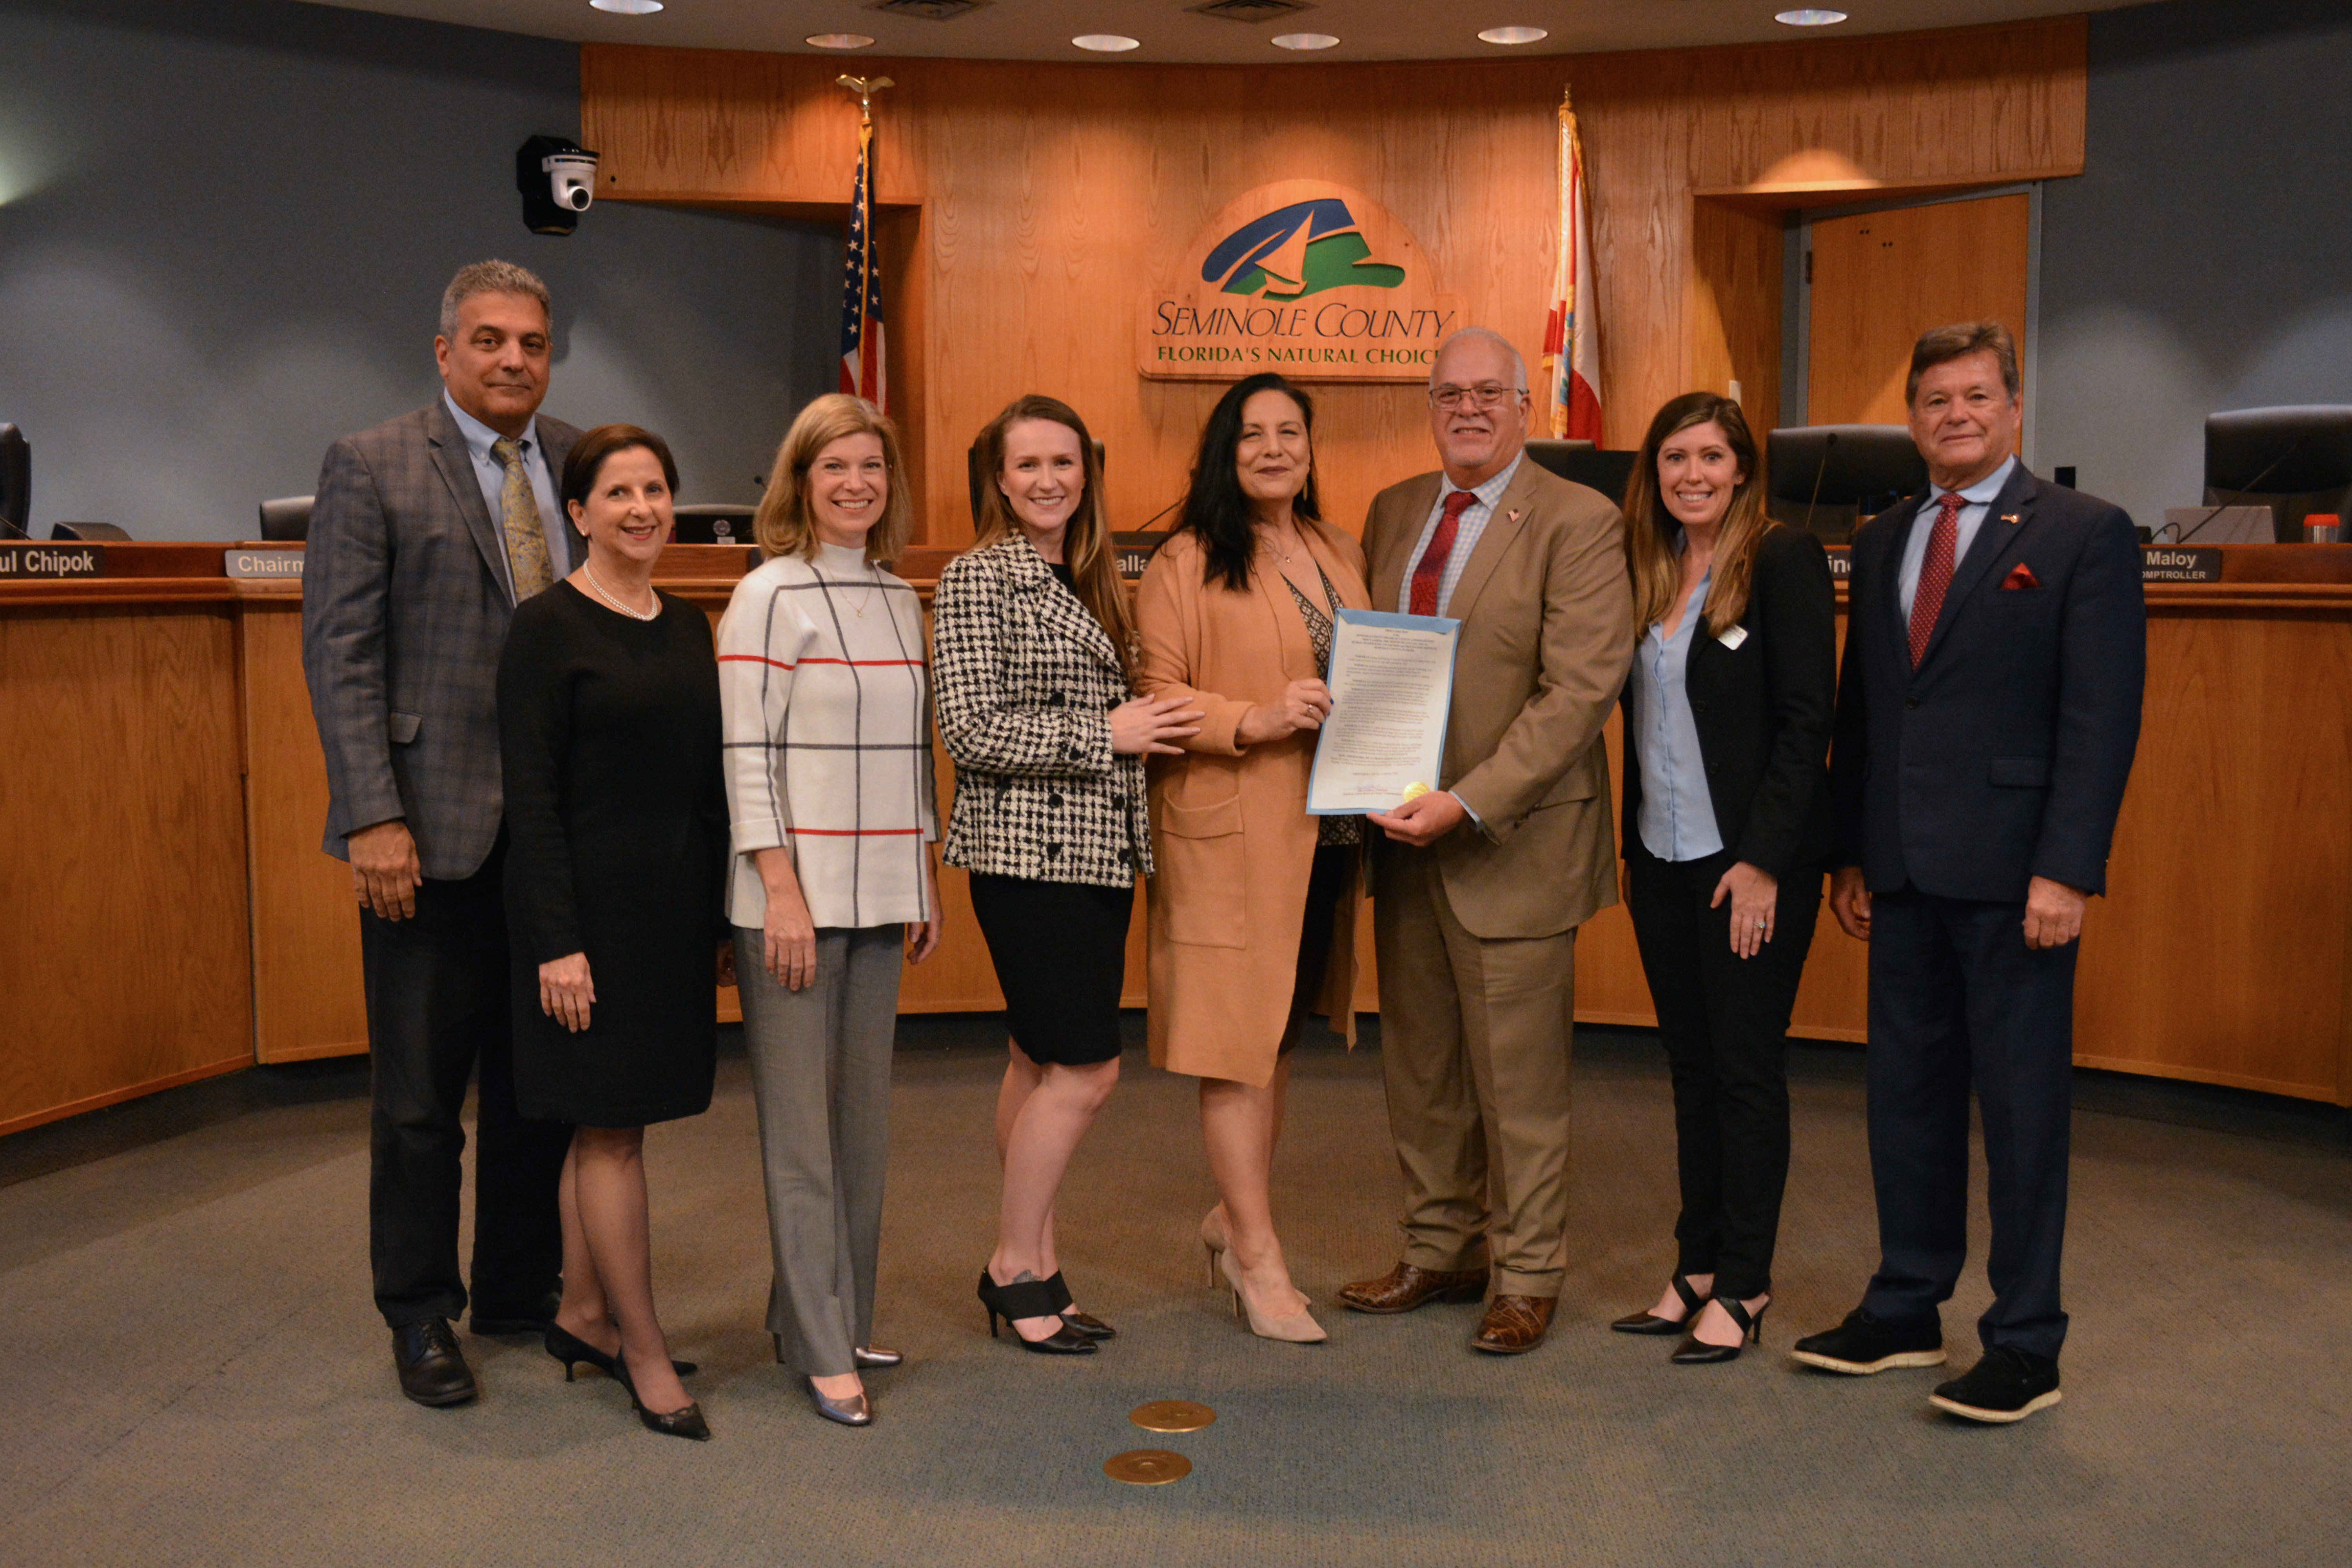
left=1373, top=845, right=1578, bottom=1297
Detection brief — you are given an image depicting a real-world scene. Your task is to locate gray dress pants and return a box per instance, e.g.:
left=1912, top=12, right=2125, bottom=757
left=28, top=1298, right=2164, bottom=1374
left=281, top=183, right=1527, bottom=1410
left=735, top=924, right=904, bottom=1377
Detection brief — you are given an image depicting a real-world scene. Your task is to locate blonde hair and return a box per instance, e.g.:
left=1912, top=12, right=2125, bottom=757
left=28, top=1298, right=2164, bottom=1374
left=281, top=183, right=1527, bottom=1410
left=1623, top=392, right=1774, bottom=639
left=969, top=395, right=1139, bottom=682
left=753, top=394, right=914, bottom=564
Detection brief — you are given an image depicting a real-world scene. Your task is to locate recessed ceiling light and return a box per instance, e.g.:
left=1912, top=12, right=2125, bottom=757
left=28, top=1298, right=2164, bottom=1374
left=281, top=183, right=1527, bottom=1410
left=1477, top=26, right=1547, bottom=46
left=1775, top=8, right=1849, bottom=23
left=1072, top=34, right=1141, bottom=52
left=1272, top=33, right=1339, bottom=51
left=805, top=33, right=875, bottom=49
left=590, top=0, right=663, bottom=13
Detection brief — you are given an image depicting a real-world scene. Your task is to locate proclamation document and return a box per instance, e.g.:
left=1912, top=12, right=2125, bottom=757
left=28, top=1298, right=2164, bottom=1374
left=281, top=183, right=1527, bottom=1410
left=1307, top=607, right=1459, bottom=815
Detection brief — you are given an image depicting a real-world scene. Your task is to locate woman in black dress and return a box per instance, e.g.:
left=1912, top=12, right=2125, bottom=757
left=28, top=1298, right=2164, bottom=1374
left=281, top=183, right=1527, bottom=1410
left=499, top=423, right=728, bottom=1440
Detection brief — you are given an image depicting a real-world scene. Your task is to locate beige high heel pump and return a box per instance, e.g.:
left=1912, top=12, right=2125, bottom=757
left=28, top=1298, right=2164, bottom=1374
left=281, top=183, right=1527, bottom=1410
left=1218, top=1246, right=1328, bottom=1344
left=1200, top=1206, right=1230, bottom=1287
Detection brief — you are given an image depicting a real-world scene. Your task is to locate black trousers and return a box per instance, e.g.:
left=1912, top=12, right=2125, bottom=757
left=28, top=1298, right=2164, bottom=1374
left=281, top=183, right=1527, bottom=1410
left=1859, top=886, right=2078, bottom=1361
left=1624, top=843, right=1822, bottom=1299
left=360, top=834, right=570, bottom=1328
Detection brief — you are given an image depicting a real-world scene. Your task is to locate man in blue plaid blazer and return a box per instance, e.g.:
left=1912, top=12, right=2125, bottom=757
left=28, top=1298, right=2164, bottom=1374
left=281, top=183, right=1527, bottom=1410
left=301, top=261, right=583, bottom=1408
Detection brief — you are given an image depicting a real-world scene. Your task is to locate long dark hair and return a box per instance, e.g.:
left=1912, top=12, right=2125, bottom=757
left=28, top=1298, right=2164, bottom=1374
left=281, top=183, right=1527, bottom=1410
left=1622, top=392, right=1772, bottom=638
left=1177, top=372, right=1322, bottom=592
left=967, top=394, right=1138, bottom=681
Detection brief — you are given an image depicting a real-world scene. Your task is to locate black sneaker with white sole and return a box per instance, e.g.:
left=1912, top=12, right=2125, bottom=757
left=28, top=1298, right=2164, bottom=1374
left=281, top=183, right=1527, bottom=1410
left=1929, top=1345, right=2062, bottom=1423
left=1789, top=1307, right=1947, bottom=1374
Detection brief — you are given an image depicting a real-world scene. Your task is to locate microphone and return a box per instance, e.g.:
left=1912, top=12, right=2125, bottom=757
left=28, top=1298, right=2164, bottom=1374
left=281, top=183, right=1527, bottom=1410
left=1802, top=430, right=1838, bottom=537
left=2165, top=430, right=2308, bottom=545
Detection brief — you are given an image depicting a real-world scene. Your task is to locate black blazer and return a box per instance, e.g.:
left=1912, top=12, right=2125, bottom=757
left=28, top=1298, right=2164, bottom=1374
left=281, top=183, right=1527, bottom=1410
left=1620, top=524, right=1839, bottom=879
left=1829, top=463, right=2145, bottom=901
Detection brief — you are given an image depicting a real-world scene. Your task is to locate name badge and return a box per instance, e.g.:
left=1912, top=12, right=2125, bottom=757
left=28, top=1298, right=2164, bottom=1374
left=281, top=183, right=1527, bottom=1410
left=1717, top=624, right=1748, bottom=650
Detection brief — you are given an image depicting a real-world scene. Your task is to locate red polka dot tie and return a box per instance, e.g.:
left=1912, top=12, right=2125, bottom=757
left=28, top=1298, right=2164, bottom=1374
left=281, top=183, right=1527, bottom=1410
left=1907, top=493, right=1962, bottom=670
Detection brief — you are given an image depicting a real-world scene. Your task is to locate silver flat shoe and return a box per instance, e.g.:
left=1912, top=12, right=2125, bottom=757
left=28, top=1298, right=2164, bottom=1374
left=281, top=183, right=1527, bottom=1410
left=852, top=1345, right=903, bottom=1370
left=807, top=1377, right=871, bottom=1427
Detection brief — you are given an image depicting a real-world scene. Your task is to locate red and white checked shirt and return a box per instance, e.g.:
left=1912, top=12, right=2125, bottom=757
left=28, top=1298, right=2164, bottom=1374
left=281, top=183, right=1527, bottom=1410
left=717, top=543, right=939, bottom=931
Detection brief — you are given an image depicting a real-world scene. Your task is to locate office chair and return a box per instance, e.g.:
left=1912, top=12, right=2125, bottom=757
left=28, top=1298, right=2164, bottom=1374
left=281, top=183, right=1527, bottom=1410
left=0, top=423, right=27, bottom=538
left=1522, top=439, right=1636, bottom=504
left=1765, top=425, right=1927, bottom=542
left=2201, top=406, right=2352, bottom=543
left=258, top=496, right=313, bottom=541
left=51, top=521, right=132, bottom=541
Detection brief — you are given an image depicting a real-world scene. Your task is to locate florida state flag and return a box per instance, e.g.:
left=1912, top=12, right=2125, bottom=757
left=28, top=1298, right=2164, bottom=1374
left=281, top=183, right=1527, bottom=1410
left=1541, top=90, right=1602, bottom=443
left=839, top=115, right=887, bottom=410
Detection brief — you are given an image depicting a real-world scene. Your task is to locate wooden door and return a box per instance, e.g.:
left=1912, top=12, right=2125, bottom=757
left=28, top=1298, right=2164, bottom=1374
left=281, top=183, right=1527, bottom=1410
left=1808, top=194, right=2029, bottom=425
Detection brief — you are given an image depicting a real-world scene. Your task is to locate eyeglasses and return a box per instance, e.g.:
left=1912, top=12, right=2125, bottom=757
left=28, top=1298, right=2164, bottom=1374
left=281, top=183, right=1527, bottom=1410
left=1429, top=382, right=1526, bottom=411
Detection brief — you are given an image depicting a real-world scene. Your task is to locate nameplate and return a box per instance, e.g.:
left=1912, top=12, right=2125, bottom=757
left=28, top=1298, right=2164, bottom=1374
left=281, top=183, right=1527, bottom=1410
left=2141, top=546, right=2222, bottom=584
left=1113, top=532, right=1169, bottom=580
left=0, top=542, right=106, bottom=579
left=225, top=548, right=305, bottom=580
left=1822, top=546, right=1851, bottom=580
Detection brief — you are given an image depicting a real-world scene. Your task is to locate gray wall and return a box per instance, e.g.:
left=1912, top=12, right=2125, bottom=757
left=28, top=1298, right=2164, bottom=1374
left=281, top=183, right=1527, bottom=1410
left=2039, top=0, right=2352, bottom=527
left=0, top=0, right=839, bottom=540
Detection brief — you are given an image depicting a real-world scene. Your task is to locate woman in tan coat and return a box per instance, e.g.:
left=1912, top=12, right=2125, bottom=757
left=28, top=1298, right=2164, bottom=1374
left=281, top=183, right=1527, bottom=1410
left=1137, top=372, right=1370, bottom=1344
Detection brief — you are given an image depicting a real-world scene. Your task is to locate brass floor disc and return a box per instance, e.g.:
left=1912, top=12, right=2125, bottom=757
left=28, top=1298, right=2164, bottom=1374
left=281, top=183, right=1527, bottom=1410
left=1104, top=1448, right=1192, bottom=1485
left=1129, top=1399, right=1216, bottom=1434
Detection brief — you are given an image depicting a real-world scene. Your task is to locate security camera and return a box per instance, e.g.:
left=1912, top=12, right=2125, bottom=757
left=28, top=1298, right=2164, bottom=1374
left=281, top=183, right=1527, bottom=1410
left=515, top=136, right=601, bottom=236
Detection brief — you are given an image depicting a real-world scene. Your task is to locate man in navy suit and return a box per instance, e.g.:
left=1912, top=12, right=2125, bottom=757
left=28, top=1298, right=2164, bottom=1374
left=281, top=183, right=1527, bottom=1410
left=1790, top=321, right=2145, bottom=1423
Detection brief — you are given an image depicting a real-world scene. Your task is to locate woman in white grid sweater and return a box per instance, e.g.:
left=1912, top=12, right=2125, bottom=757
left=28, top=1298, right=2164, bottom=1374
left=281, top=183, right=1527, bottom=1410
left=718, top=394, right=940, bottom=1429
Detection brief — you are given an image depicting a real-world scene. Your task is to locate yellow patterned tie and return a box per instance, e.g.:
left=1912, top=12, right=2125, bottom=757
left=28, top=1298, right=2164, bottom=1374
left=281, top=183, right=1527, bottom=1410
left=491, top=436, right=553, bottom=600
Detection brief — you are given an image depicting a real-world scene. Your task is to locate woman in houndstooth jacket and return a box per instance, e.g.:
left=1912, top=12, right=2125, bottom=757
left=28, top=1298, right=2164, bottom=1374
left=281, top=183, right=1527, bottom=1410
left=933, top=395, right=1202, bottom=1354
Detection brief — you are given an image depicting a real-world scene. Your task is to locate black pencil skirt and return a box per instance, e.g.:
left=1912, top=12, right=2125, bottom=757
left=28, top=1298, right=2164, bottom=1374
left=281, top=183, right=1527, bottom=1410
left=968, top=873, right=1136, bottom=1067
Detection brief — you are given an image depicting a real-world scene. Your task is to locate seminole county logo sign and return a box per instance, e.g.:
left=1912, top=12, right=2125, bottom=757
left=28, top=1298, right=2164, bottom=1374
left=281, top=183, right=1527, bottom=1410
left=1138, top=180, right=1465, bottom=383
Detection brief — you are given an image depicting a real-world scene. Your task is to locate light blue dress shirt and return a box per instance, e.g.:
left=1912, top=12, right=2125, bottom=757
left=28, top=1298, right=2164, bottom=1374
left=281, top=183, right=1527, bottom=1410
left=1633, top=558, right=1724, bottom=862
left=1897, top=454, right=2016, bottom=622
left=441, top=390, right=570, bottom=586
left=1393, top=453, right=1523, bottom=617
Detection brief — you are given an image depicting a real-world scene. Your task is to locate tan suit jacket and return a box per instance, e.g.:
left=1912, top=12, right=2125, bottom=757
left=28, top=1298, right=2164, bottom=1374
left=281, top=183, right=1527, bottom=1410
left=1137, top=524, right=1371, bottom=1087
left=1362, top=459, right=1633, bottom=938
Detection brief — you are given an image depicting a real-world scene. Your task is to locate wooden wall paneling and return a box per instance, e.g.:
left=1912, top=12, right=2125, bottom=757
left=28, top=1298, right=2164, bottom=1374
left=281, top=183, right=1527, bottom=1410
left=0, top=605, right=254, bottom=1134
left=237, top=592, right=370, bottom=1062
left=1688, top=198, right=1786, bottom=439
left=1807, top=193, right=2031, bottom=426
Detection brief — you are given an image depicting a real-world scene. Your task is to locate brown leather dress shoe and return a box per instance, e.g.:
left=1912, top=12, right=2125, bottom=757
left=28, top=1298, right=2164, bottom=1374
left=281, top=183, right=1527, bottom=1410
left=1472, top=1294, right=1557, bottom=1354
left=1336, top=1262, right=1490, bottom=1315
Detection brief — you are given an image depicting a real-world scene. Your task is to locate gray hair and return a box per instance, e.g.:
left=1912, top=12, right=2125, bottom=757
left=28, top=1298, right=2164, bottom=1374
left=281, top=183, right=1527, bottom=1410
left=438, top=259, right=551, bottom=341
left=1431, top=326, right=1528, bottom=392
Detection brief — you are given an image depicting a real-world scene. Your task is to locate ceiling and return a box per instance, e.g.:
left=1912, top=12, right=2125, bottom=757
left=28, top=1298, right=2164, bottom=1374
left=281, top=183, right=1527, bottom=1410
left=303, top=1, right=2150, bottom=64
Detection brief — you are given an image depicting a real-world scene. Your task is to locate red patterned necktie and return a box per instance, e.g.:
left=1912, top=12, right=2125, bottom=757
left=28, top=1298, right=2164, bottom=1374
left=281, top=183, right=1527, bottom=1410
left=1410, top=490, right=1477, bottom=617
left=1907, top=493, right=1963, bottom=669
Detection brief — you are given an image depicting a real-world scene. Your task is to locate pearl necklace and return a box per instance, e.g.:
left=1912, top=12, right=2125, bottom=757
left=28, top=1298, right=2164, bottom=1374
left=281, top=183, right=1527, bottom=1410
left=583, top=560, right=659, bottom=621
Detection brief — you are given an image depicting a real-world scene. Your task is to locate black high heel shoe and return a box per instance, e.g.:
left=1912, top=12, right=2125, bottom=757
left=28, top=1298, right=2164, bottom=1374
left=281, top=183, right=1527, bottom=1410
left=611, top=1359, right=711, bottom=1441
left=1611, top=1275, right=1708, bottom=1336
left=1671, top=1295, right=1767, bottom=1365
left=975, top=1270, right=1096, bottom=1354
left=543, top=1323, right=697, bottom=1381
left=1043, top=1270, right=1116, bottom=1341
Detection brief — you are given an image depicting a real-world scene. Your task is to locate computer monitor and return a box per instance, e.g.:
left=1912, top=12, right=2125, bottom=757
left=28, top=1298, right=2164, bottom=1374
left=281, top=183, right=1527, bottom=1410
left=2202, top=406, right=2352, bottom=542
left=1765, top=425, right=1927, bottom=542
left=0, top=424, right=27, bottom=539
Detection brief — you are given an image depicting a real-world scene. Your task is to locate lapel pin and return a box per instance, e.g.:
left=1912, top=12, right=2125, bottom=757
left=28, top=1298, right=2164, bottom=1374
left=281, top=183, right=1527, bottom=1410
left=1507, top=508, right=1523, bottom=523
left=2000, top=513, right=2022, bottom=524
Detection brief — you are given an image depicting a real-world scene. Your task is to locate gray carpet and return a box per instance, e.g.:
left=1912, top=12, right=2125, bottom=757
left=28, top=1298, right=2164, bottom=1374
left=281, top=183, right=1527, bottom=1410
left=3, top=1022, right=2348, bottom=1567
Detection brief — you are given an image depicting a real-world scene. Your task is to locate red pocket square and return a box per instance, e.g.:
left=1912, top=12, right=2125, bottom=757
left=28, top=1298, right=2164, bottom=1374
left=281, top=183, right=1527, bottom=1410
left=2001, top=563, right=2041, bottom=590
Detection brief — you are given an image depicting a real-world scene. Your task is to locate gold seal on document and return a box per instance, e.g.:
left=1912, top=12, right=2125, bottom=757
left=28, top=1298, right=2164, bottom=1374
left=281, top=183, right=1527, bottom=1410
left=1400, top=782, right=1432, bottom=802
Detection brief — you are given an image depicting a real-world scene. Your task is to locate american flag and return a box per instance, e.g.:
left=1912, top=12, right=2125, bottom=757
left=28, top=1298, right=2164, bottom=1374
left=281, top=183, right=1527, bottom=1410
left=839, top=116, right=887, bottom=409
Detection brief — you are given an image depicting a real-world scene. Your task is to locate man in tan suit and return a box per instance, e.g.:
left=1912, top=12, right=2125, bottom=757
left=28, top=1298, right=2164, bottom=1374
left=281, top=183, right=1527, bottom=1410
left=1338, top=327, right=1633, bottom=1353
